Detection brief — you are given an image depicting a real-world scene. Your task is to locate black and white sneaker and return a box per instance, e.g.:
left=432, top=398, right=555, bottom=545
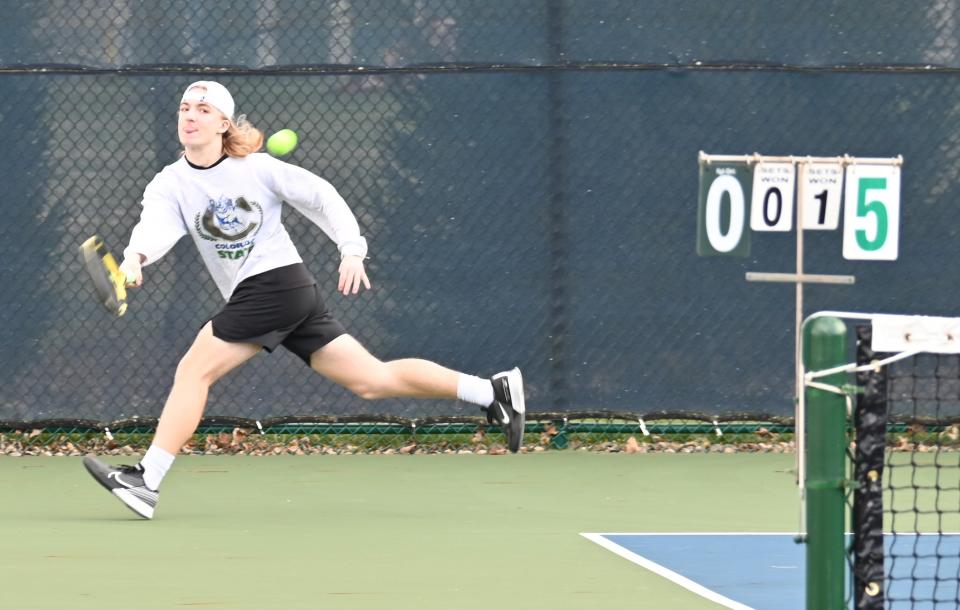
left=482, top=367, right=526, bottom=453
left=82, top=456, right=158, bottom=519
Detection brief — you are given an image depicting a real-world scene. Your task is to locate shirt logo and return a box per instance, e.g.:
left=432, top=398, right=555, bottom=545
left=196, top=195, right=263, bottom=242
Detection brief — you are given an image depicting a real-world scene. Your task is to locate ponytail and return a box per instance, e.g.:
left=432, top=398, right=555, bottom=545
left=222, top=114, right=264, bottom=158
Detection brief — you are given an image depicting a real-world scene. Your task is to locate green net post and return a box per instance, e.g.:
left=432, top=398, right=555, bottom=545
left=803, top=316, right=848, bottom=610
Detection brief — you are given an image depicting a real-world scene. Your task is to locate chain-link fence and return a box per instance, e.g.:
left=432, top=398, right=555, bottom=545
left=4, top=1, right=960, bottom=451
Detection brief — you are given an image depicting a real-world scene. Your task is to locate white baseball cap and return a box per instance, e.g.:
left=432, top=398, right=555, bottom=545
left=180, top=81, right=235, bottom=120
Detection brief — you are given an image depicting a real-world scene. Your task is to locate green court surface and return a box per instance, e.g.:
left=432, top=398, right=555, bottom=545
left=0, top=452, right=796, bottom=609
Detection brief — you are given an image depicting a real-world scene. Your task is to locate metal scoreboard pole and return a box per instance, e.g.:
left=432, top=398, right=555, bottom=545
left=742, top=157, right=855, bottom=488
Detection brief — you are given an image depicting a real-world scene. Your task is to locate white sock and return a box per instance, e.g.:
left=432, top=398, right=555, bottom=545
left=457, top=373, right=495, bottom=406
left=139, top=445, right=175, bottom=491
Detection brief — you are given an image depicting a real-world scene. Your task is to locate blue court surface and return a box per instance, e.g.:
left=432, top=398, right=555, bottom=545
left=582, top=532, right=960, bottom=609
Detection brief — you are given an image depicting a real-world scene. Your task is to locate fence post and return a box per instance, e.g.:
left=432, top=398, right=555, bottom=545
left=803, top=316, right=847, bottom=610
left=546, top=0, right=569, bottom=411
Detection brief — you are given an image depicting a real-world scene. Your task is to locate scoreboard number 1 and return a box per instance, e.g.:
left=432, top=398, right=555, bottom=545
left=801, top=163, right=843, bottom=230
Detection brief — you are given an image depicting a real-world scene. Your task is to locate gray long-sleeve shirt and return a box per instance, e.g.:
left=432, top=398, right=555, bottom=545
left=124, top=153, right=367, bottom=299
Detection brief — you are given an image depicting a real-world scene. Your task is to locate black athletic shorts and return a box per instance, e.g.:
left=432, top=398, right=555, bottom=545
left=210, top=263, right=346, bottom=364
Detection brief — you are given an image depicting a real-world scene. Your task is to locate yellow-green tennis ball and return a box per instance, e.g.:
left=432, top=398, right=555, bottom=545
left=267, top=129, right=298, bottom=157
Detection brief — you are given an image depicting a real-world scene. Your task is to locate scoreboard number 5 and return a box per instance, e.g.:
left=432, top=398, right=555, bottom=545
left=842, top=164, right=900, bottom=260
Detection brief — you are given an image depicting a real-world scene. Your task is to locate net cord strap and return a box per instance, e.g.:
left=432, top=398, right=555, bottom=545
left=804, top=349, right=922, bottom=385
left=803, top=351, right=921, bottom=422
left=804, top=381, right=854, bottom=418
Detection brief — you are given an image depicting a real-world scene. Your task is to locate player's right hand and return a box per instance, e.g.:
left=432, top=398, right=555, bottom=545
left=338, top=255, right=371, bottom=296
left=119, top=257, right=143, bottom=288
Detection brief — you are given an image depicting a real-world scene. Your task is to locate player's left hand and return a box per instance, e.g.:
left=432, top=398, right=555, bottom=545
left=338, top=255, right=371, bottom=295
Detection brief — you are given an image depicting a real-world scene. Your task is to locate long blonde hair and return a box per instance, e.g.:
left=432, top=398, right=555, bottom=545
left=222, top=114, right=264, bottom=158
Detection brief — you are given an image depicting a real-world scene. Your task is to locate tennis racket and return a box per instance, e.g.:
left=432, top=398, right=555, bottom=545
left=79, top=235, right=129, bottom=316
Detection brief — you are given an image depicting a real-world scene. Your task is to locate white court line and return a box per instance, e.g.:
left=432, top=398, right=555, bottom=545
left=581, top=533, right=759, bottom=610
left=591, top=532, right=798, bottom=536
left=592, top=531, right=960, bottom=536
left=582, top=532, right=960, bottom=609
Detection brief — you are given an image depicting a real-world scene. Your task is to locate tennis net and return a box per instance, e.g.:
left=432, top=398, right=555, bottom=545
left=850, top=323, right=960, bottom=609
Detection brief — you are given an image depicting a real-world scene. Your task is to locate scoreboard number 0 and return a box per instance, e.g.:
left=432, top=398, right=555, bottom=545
left=750, top=162, right=794, bottom=232
left=763, top=187, right=782, bottom=225
left=705, top=175, right=746, bottom=252
left=697, top=163, right=752, bottom=257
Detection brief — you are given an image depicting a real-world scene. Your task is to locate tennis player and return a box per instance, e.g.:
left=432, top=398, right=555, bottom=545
left=83, top=81, right=525, bottom=519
